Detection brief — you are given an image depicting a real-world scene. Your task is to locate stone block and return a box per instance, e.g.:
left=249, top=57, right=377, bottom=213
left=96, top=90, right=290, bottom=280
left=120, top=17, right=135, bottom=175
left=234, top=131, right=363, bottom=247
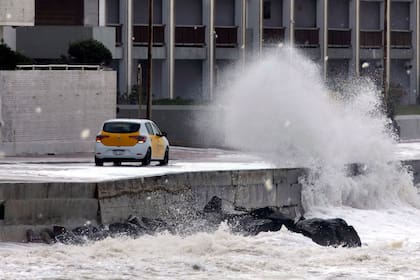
left=4, top=199, right=99, bottom=225
left=232, top=169, right=274, bottom=185
left=235, top=184, right=277, bottom=210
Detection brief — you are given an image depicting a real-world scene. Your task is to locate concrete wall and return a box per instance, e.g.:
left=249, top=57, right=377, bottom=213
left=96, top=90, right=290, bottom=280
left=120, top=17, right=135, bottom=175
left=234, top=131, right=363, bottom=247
left=97, top=168, right=305, bottom=224
left=175, top=0, right=202, bottom=25
left=106, top=0, right=120, bottom=23
left=0, top=0, right=34, bottom=26
left=295, top=0, right=316, bottom=27
left=0, top=70, right=116, bottom=156
left=328, top=0, right=349, bottom=28
left=360, top=1, right=380, bottom=29
left=85, top=0, right=100, bottom=26
left=263, top=0, right=283, bottom=27
left=391, top=1, right=410, bottom=30
left=133, top=0, right=163, bottom=24
left=0, top=168, right=306, bottom=241
left=174, top=60, right=203, bottom=100
left=215, top=0, right=235, bottom=26
left=395, top=115, right=420, bottom=141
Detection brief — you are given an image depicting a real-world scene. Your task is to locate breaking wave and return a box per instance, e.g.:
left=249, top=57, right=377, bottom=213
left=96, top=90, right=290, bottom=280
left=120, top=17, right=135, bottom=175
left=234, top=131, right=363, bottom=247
left=214, top=46, right=420, bottom=211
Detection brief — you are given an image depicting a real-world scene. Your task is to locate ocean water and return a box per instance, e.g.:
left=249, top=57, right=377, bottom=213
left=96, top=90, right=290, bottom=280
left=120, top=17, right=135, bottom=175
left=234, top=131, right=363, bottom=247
left=2, top=48, right=420, bottom=279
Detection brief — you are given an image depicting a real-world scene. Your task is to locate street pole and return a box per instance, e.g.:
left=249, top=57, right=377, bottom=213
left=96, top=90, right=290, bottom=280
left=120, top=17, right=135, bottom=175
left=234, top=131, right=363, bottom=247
left=383, top=0, right=391, bottom=118
left=126, top=0, right=133, bottom=101
left=137, top=64, right=142, bottom=118
left=146, top=0, right=154, bottom=119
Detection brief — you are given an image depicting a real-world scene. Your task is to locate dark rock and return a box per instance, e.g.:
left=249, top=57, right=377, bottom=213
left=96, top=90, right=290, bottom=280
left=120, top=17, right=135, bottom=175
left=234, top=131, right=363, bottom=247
left=53, top=226, right=85, bottom=245
left=203, top=196, right=223, bottom=213
left=26, top=229, right=35, bottom=243
left=72, top=225, right=98, bottom=237
left=40, top=229, right=55, bottom=245
left=108, top=222, right=141, bottom=237
left=295, top=218, right=361, bottom=247
left=346, top=163, right=368, bottom=177
left=249, top=206, right=297, bottom=231
left=229, top=214, right=282, bottom=235
left=141, top=217, right=173, bottom=233
left=72, top=225, right=107, bottom=241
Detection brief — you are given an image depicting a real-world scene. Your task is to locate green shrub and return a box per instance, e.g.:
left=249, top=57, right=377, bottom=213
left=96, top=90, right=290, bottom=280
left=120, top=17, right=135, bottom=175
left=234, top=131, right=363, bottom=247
left=68, top=39, right=112, bottom=65
left=0, top=44, right=31, bottom=70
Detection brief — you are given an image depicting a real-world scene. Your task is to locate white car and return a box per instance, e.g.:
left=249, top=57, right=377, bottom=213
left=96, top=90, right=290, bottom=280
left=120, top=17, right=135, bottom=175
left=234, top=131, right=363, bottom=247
left=94, top=119, right=169, bottom=166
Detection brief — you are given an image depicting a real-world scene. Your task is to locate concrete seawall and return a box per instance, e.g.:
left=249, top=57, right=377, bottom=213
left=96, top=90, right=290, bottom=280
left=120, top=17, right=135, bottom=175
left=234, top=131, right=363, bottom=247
left=0, top=168, right=306, bottom=242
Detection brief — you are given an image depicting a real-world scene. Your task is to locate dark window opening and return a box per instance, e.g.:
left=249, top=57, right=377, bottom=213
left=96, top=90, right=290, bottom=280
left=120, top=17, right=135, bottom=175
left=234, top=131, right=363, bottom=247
left=103, top=122, right=141, bottom=133
left=35, top=0, right=84, bottom=25
left=264, top=1, right=271, bottom=19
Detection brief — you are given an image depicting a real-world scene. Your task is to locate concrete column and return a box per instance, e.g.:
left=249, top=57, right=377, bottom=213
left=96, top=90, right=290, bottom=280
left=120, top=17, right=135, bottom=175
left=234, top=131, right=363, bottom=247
left=410, top=0, right=419, bottom=103
left=203, top=0, right=215, bottom=100
left=321, top=0, right=328, bottom=80
left=235, top=0, right=247, bottom=66
left=283, top=0, right=292, bottom=44
left=99, top=0, right=106, bottom=26
left=162, top=0, right=174, bottom=99
left=385, top=0, right=391, bottom=97
left=121, top=0, right=133, bottom=96
left=316, top=0, right=326, bottom=77
left=290, top=0, right=295, bottom=46
left=248, top=0, right=263, bottom=55
left=350, top=0, right=360, bottom=77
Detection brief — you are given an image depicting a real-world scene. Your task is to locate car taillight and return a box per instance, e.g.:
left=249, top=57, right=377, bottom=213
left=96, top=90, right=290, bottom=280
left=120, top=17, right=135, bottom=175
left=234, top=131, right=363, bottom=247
left=96, top=135, right=109, bottom=143
left=129, top=135, right=147, bottom=143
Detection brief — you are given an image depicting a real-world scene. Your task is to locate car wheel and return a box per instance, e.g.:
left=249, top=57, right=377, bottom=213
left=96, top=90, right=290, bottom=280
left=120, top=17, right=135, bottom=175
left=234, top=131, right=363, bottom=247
left=142, top=148, right=151, bottom=166
left=95, top=157, right=103, bottom=166
left=159, top=148, right=169, bottom=166
left=113, top=161, right=121, bottom=166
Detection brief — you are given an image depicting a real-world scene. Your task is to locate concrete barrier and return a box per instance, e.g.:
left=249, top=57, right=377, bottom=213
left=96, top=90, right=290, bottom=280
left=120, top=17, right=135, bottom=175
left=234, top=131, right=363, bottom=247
left=395, top=115, right=420, bottom=141
left=119, top=106, right=420, bottom=146
left=0, top=168, right=306, bottom=242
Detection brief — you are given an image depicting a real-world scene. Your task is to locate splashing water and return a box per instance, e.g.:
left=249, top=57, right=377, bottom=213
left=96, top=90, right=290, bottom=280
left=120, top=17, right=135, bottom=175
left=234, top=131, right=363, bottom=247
left=215, top=47, right=420, bottom=211
left=3, top=47, right=420, bottom=280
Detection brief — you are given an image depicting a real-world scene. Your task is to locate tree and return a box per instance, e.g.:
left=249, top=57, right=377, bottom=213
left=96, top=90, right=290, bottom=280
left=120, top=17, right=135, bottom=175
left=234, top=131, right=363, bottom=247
left=0, top=44, right=31, bottom=70
left=68, top=39, right=112, bottom=65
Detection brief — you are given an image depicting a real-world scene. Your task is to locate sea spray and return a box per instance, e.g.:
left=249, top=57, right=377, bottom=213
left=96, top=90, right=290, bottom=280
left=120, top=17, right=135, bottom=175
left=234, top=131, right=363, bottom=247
left=213, top=46, right=420, bottom=210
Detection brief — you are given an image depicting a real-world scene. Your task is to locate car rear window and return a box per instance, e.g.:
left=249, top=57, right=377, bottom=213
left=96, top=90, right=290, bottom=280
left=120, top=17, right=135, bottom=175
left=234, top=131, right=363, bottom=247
left=103, top=122, right=140, bottom=133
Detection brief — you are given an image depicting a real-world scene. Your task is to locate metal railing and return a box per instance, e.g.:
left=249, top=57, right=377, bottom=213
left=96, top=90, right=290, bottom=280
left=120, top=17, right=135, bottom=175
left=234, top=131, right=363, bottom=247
left=263, top=27, right=285, bottom=44
left=328, top=28, right=351, bottom=47
left=133, top=24, right=165, bottom=46
left=16, top=65, right=103, bottom=70
left=215, top=26, right=238, bottom=47
left=294, top=27, right=319, bottom=47
left=391, top=30, right=412, bottom=48
left=175, top=25, right=206, bottom=47
left=360, top=29, right=383, bottom=48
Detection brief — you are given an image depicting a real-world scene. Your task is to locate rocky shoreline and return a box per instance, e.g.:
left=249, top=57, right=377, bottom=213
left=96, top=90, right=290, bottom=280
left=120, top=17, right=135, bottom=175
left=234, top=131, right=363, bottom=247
left=26, top=196, right=361, bottom=248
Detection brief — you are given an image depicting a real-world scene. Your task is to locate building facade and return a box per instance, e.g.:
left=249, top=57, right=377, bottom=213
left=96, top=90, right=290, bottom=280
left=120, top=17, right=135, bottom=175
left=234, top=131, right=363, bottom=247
left=7, top=0, right=420, bottom=105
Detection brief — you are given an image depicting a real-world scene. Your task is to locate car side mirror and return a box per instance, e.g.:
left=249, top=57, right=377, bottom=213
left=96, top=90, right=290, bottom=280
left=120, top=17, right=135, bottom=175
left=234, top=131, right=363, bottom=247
left=158, top=132, right=167, bottom=137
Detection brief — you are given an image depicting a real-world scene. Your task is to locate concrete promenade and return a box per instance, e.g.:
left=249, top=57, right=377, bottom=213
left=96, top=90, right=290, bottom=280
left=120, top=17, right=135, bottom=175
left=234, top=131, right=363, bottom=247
left=1, top=144, right=420, bottom=242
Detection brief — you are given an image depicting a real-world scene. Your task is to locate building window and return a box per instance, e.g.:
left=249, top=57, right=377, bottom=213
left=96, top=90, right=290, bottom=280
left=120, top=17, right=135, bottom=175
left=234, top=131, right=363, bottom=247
left=35, top=0, right=84, bottom=25
left=264, top=1, right=271, bottom=20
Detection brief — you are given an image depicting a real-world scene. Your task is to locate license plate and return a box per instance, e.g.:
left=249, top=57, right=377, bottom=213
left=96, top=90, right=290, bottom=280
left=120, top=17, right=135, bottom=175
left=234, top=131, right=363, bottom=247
left=113, top=149, right=124, bottom=156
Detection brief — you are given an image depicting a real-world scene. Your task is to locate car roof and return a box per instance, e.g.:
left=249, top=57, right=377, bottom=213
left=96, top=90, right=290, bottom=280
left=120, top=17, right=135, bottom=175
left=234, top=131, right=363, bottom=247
left=103, top=118, right=152, bottom=124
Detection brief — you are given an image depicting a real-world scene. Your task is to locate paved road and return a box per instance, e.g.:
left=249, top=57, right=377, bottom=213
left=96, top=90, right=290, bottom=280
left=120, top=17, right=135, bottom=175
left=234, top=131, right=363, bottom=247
left=0, top=147, right=271, bottom=183
left=0, top=143, right=419, bottom=183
